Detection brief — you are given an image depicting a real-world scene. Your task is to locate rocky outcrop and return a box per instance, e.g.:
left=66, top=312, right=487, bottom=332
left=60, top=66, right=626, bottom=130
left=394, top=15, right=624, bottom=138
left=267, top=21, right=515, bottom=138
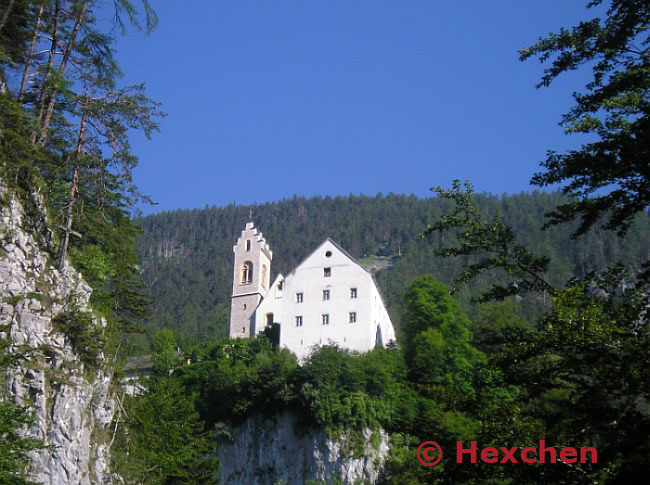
left=217, top=412, right=390, bottom=485
left=0, top=184, right=114, bottom=484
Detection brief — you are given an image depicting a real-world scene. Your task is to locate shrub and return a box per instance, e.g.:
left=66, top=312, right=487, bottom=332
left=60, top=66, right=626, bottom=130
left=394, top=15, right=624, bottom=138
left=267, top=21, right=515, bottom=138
left=52, top=311, right=104, bottom=369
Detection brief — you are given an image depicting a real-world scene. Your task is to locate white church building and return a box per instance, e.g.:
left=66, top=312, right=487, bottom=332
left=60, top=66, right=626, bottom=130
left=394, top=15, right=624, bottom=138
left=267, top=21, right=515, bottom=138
left=229, top=222, right=396, bottom=359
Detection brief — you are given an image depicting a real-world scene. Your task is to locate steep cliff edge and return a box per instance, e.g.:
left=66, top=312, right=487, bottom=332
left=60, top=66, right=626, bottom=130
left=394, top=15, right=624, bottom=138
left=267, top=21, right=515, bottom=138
left=217, top=412, right=390, bottom=485
left=0, top=184, right=115, bottom=484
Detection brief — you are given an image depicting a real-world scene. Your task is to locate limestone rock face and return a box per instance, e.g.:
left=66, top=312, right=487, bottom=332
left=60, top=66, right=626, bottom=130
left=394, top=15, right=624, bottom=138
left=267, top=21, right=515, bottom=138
left=0, top=185, right=114, bottom=484
left=217, top=412, right=390, bottom=485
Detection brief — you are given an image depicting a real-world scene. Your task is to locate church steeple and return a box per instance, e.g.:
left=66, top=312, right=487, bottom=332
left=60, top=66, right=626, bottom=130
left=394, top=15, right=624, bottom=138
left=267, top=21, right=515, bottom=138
left=229, top=222, right=272, bottom=338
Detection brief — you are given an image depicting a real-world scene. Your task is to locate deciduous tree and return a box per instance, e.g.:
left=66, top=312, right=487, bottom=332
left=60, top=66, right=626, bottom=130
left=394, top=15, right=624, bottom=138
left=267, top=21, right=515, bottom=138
left=520, top=0, right=650, bottom=238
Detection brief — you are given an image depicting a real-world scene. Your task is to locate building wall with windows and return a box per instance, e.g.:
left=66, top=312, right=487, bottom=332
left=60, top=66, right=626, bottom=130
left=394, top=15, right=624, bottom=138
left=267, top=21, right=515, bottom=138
left=250, top=237, right=396, bottom=360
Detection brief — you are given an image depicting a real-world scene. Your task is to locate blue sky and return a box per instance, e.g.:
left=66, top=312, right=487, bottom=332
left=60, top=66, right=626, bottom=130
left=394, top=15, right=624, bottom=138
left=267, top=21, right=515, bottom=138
left=111, top=1, right=600, bottom=214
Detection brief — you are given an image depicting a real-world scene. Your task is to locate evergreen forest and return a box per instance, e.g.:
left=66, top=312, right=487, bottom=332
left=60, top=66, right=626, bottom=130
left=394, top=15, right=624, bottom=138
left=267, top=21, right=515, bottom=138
left=136, top=192, right=650, bottom=345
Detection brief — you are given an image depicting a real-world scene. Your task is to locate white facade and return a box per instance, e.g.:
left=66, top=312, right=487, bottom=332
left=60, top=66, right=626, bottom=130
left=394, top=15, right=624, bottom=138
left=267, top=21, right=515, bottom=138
left=229, top=224, right=396, bottom=360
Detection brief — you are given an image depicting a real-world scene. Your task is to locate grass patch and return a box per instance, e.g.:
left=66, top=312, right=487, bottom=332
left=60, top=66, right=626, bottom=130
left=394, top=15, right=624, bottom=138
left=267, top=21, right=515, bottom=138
left=3, top=295, right=23, bottom=306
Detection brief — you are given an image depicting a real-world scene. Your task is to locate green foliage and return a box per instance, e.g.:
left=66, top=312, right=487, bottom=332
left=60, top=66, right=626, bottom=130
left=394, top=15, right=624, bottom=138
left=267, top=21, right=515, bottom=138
left=112, top=377, right=218, bottom=485
left=0, top=328, right=44, bottom=485
left=402, top=276, right=484, bottom=401
left=520, top=0, right=650, bottom=238
left=151, top=329, right=178, bottom=376
left=178, top=337, right=298, bottom=428
left=51, top=310, right=104, bottom=369
left=0, top=401, right=42, bottom=485
left=414, top=3, right=650, bottom=477
left=473, top=301, right=531, bottom=356
left=136, top=191, right=650, bottom=344
left=527, top=274, right=649, bottom=482
left=424, top=182, right=649, bottom=482
left=176, top=336, right=414, bottom=434
left=297, top=345, right=404, bottom=431
left=0, top=2, right=206, bottom=483
left=0, top=95, right=41, bottom=187
left=0, top=0, right=162, bottom=361
left=423, top=180, right=553, bottom=302
left=69, top=244, right=116, bottom=285
left=172, top=279, right=538, bottom=483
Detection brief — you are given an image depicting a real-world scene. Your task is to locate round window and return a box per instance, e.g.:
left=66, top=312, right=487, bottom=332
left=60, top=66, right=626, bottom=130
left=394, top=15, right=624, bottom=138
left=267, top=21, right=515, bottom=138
left=325, top=251, right=332, bottom=257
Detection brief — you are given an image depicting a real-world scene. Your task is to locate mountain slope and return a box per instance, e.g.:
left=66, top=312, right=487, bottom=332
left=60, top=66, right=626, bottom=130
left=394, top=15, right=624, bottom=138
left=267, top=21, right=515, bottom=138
left=136, top=192, right=650, bottom=343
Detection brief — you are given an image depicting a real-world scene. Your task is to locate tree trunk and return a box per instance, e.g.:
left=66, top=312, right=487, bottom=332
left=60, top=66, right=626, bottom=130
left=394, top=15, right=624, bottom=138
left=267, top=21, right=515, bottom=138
left=57, top=109, right=87, bottom=271
left=0, top=0, right=16, bottom=35
left=33, top=0, right=60, bottom=144
left=38, top=1, right=88, bottom=147
left=17, top=2, right=45, bottom=103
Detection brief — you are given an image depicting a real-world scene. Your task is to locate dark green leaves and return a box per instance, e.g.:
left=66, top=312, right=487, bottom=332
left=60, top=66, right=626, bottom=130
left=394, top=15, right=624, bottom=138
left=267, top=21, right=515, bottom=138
left=113, top=377, right=219, bottom=485
left=0, top=327, right=44, bottom=485
left=51, top=310, right=105, bottom=369
left=520, top=0, right=650, bottom=237
left=423, top=180, right=552, bottom=302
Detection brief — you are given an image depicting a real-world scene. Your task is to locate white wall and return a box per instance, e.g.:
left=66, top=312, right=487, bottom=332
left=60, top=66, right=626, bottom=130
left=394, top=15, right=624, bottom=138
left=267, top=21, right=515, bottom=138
left=254, top=274, right=285, bottom=335
left=254, top=239, right=396, bottom=360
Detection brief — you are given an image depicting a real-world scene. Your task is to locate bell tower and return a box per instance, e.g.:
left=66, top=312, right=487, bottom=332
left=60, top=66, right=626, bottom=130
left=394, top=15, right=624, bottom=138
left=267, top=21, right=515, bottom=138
left=229, top=222, right=272, bottom=338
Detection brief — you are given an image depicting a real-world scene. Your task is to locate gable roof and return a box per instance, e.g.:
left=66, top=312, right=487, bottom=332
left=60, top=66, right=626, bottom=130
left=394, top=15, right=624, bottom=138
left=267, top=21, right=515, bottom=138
left=286, top=238, right=393, bottom=324
left=286, top=238, right=370, bottom=278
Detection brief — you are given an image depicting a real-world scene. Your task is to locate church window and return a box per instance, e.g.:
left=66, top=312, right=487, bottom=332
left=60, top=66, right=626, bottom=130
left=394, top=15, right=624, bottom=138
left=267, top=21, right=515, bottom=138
left=243, top=304, right=247, bottom=309
left=295, top=316, right=303, bottom=327
left=296, top=292, right=303, bottom=303
left=322, top=314, right=329, bottom=325
left=266, top=313, right=274, bottom=326
left=261, top=264, right=267, bottom=288
left=241, top=327, right=245, bottom=333
left=322, top=289, right=330, bottom=300
left=246, top=240, right=251, bottom=251
left=325, top=250, right=332, bottom=257
left=241, top=261, right=253, bottom=284
left=350, top=288, right=357, bottom=298
left=324, top=267, right=331, bottom=277
left=349, top=312, right=357, bottom=323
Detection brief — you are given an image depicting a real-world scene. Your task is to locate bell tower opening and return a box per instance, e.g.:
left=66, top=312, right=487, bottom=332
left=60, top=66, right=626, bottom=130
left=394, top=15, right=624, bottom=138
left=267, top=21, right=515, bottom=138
left=241, top=261, right=253, bottom=284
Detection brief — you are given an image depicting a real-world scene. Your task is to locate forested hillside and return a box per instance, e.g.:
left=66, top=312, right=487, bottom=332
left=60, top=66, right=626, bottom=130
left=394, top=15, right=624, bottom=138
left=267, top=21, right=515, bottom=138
left=136, top=191, right=650, bottom=343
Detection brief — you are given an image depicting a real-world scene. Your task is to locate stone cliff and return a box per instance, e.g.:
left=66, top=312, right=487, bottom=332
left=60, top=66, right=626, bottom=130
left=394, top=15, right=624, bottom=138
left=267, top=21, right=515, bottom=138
left=217, top=412, right=391, bottom=485
left=0, top=184, right=114, bottom=484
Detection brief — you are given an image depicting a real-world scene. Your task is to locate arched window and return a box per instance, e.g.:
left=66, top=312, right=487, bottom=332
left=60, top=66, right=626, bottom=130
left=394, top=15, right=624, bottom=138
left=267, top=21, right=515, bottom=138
left=241, top=261, right=253, bottom=284
left=261, top=264, right=267, bottom=288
